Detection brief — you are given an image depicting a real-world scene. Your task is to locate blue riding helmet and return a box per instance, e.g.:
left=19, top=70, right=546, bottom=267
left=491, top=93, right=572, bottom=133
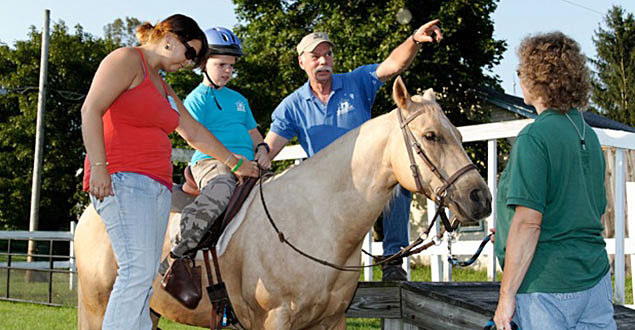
left=204, top=27, right=244, bottom=57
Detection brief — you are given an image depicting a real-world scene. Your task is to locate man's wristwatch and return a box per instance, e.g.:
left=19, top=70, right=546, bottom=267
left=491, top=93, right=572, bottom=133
left=411, top=30, right=423, bottom=45
left=256, top=142, right=270, bottom=153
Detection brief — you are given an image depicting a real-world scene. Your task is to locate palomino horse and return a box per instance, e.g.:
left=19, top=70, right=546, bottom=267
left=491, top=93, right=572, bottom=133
left=75, top=77, right=492, bottom=329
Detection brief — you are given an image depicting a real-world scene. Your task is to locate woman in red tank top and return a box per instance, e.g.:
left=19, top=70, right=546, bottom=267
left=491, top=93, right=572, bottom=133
left=80, top=14, right=258, bottom=329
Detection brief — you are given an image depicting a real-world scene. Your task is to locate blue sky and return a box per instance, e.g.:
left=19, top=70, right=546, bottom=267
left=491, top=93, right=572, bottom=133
left=1, top=0, right=634, bottom=97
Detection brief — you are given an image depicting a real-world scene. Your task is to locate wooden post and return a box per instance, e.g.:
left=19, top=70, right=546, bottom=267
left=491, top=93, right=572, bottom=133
left=27, top=9, right=50, bottom=282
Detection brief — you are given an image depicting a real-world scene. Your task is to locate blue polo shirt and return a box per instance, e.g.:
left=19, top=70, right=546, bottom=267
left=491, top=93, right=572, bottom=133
left=270, top=64, right=383, bottom=156
left=184, top=83, right=257, bottom=164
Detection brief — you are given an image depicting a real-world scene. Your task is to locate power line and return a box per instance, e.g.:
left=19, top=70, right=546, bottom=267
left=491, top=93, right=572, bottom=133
left=0, top=86, right=85, bottom=101
left=557, top=0, right=604, bottom=16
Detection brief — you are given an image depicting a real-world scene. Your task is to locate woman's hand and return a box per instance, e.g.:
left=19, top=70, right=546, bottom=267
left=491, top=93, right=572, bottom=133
left=88, top=165, right=114, bottom=201
left=493, top=292, right=516, bottom=330
left=489, top=228, right=496, bottom=243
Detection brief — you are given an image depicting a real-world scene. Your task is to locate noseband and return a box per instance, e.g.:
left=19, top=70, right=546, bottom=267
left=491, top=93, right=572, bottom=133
left=397, top=106, right=477, bottom=232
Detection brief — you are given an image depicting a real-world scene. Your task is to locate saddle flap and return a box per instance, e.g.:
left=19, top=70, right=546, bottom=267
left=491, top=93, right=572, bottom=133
left=221, top=176, right=259, bottom=228
left=189, top=176, right=261, bottom=253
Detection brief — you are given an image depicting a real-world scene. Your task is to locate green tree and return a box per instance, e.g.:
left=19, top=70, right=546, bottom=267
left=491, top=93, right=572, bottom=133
left=232, top=0, right=506, bottom=130
left=104, top=17, right=142, bottom=47
left=0, top=22, right=117, bottom=230
left=591, top=6, right=635, bottom=127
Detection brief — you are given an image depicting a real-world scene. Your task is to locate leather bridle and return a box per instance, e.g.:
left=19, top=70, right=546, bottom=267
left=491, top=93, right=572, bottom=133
left=396, top=106, right=477, bottom=233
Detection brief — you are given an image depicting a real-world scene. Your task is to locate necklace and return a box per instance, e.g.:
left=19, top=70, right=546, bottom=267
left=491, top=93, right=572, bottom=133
left=564, top=110, right=586, bottom=150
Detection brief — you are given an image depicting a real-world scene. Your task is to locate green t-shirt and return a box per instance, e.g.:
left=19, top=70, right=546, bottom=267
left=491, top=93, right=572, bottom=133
left=494, top=109, right=610, bottom=293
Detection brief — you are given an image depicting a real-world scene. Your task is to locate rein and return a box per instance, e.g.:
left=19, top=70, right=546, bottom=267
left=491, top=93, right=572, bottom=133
left=257, top=107, right=484, bottom=272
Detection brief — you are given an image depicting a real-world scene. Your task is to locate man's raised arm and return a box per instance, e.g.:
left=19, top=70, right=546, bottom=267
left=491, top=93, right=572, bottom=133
left=376, top=19, right=443, bottom=83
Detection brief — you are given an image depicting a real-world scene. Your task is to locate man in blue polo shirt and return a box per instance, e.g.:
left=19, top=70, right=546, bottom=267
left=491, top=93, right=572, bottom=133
left=264, top=19, right=443, bottom=281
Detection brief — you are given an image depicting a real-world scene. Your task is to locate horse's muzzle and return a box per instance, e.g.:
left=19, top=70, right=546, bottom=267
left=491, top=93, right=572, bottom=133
left=468, top=187, right=492, bottom=220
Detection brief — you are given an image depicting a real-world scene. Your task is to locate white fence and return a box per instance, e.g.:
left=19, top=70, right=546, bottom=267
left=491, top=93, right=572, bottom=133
left=0, top=222, right=76, bottom=291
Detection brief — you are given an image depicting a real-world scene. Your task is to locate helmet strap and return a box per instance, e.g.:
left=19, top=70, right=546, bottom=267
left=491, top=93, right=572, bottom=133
left=203, top=70, right=221, bottom=90
left=203, top=69, right=223, bottom=110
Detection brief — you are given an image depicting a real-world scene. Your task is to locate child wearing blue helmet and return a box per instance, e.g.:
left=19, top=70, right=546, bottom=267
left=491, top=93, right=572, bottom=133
left=160, top=27, right=269, bottom=275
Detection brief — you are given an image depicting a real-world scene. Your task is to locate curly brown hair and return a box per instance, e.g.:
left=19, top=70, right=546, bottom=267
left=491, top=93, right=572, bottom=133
left=517, top=32, right=590, bottom=113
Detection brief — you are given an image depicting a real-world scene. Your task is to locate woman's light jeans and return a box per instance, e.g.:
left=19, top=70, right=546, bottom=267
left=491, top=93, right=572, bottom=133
left=90, top=172, right=171, bottom=330
left=515, top=271, right=616, bottom=330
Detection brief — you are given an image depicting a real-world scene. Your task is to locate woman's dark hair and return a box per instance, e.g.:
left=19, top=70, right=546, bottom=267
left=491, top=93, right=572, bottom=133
left=136, top=14, right=208, bottom=67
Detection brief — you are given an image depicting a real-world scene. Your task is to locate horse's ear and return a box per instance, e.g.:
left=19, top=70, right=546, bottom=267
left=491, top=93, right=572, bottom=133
left=392, top=76, right=410, bottom=110
left=422, top=88, right=436, bottom=102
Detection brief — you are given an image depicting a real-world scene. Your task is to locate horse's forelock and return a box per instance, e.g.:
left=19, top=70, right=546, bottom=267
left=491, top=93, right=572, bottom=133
left=411, top=94, right=440, bottom=108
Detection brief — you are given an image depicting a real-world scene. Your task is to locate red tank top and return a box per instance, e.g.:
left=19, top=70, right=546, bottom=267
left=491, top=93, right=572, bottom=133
left=83, top=48, right=180, bottom=191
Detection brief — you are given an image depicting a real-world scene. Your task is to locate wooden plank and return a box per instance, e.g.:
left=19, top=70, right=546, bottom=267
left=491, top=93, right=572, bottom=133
left=402, top=289, right=490, bottom=329
left=405, top=282, right=499, bottom=315
left=615, top=305, right=635, bottom=328
left=346, top=285, right=401, bottom=319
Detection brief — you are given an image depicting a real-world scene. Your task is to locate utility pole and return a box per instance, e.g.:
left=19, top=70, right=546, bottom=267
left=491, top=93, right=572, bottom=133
left=27, top=9, right=50, bottom=280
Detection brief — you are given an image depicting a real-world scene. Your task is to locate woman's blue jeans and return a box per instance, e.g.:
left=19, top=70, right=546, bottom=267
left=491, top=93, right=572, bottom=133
left=91, top=172, right=171, bottom=330
left=515, top=271, right=616, bottom=330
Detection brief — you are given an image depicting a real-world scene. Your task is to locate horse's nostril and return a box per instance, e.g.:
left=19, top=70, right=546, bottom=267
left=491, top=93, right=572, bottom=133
left=470, top=189, right=481, bottom=203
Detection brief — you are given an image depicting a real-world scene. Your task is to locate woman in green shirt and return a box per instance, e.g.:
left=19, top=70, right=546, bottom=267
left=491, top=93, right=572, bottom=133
left=493, top=32, right=615, bottom=330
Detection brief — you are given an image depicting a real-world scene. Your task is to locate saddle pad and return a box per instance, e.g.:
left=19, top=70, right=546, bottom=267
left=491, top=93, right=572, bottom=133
left=216, top=187, right=257, bottom=256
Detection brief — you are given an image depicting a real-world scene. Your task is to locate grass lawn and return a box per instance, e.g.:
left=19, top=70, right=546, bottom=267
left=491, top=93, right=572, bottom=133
left=0, top=266, right=631, bottom=329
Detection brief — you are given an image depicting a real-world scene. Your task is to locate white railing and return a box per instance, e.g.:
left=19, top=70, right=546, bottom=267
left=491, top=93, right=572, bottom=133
left=0, top=221, right=77, bottom=305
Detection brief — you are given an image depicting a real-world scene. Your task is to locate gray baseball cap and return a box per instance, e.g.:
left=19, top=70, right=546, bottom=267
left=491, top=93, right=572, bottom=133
left=296, top=32, right=334, bottom=55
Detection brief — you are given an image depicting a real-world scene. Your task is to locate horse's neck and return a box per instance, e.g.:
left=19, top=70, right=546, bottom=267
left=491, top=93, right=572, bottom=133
left=269, top=113, right=398, bottom=252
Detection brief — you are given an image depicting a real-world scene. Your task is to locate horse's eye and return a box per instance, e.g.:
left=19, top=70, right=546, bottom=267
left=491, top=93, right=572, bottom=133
left=424, top=132, right=438, bottom=141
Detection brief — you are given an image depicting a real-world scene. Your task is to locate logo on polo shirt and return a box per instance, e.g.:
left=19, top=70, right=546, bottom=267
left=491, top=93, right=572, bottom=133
left=337, top=99, right=354, bottom=116
left=236, top=101, right=246, bottom=112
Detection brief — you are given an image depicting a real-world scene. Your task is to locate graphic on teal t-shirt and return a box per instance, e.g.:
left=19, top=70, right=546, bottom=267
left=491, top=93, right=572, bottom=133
left=184, top=83, right=257, bottom=163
